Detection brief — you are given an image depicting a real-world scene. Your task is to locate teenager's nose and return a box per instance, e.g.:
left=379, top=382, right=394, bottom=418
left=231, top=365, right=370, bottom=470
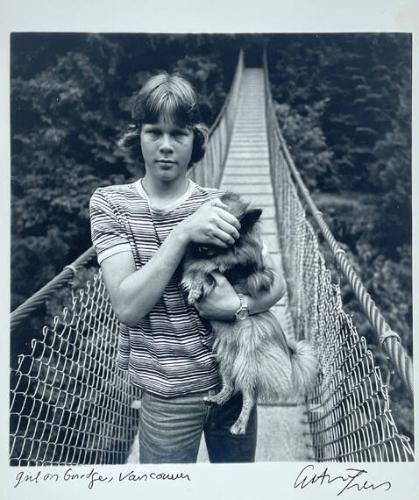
left=159, top=133, right=174, bottom=154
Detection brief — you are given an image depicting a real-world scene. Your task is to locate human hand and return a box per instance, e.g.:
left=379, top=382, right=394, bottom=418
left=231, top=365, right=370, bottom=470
left=194, top=272, right=241, bottom=321
left=176, top=198, right=241, bottom=248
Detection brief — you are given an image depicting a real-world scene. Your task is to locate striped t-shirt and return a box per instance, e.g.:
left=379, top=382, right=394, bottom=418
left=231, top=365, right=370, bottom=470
left=89, top=179, right=222, bottom=397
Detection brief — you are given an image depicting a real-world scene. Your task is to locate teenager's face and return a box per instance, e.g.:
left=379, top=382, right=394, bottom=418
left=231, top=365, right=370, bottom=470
left=140, top=117, right=194, bottom=185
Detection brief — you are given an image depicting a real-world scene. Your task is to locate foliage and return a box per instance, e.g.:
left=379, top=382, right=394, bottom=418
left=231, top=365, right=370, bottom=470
left=11, top=35, right=127, bottom=308
left=274, top=99, right=337, bottom=191
left=172, top=54, right=227, bottom=125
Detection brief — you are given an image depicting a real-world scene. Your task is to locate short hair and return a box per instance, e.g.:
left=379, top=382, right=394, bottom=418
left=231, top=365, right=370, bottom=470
left=119, top=73, right=208, bottom=168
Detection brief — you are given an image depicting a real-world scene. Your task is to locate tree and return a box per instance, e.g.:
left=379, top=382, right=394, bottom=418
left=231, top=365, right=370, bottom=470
left=274, top=99, right=337, bottom=191
left=11, top=35, right=127, bottom=308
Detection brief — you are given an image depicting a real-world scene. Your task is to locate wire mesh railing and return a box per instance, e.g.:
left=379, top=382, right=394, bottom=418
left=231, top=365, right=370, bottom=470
left=10, top=271, right=141, bottom=465
left=9, top=50, right=245, bottom=466
left=190, top=49, right=244, bottom=188
left=263, top=52, right=414, bottom=461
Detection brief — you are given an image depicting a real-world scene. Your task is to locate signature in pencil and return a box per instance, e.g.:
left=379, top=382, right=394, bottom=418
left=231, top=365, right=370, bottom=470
left=294, top=464, right=392, bottom=496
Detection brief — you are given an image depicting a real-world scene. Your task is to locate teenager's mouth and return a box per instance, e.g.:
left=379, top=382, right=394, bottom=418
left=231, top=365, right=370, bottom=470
left=156, top=159, right=176, bottom=165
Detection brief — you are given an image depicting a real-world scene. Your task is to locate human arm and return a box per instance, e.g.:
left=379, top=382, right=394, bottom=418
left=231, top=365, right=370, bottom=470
left=100, top=229, right=189, bottom=327
left=98, top=198, right=241, bottom=327
left=194, top=251, right=286, bottom=321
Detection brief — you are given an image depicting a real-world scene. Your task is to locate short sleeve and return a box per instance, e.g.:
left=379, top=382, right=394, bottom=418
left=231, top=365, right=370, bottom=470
left=89, top=189, right=131, bottom=265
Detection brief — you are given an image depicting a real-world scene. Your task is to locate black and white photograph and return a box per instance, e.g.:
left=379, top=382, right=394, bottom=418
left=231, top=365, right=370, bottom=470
left=2, top=1, right=418, bottom=499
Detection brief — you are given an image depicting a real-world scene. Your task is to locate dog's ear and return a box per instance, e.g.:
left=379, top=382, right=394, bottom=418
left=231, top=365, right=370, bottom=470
left=240, top=208, right=262, bottom=232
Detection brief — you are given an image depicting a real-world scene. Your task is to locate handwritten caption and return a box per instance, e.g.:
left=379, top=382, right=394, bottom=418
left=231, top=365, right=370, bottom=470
left=14, top=463, right=393, bottom=495
left=14, top=468, right=190, bottom=490
left=294, top=464, right=392, bottom=496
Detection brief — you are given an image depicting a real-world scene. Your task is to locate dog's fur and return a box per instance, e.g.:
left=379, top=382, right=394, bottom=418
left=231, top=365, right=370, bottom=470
left=182, top=192, right=318, bottom=434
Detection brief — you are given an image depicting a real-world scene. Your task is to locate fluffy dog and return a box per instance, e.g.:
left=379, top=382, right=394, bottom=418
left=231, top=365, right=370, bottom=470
left=182, top=192, right=318, bottom=435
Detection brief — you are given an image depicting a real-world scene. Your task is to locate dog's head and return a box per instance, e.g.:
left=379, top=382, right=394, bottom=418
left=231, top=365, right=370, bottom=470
left=184, top=191, right=270, bottom=295
left=219, top=192, right=262, bottom=234
left=191, top=192, right=263, bottom=259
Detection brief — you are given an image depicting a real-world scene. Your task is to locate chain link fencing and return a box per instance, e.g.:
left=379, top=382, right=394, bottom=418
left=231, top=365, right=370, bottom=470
left=264, top=57, right=414, bottom=461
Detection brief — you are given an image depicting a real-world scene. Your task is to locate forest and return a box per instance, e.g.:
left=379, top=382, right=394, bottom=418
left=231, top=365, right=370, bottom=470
left=10, top=33, right=412, bottom=442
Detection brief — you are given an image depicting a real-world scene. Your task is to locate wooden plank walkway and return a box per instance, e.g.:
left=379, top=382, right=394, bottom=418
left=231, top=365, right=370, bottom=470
left=127, top=68, right=313, bottom=464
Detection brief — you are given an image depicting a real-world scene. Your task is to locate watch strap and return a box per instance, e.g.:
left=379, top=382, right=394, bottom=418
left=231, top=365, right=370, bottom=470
left=234, top=294, right=249, bottom=320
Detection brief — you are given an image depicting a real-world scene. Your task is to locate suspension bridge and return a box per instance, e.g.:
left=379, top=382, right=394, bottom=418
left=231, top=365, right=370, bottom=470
left=10, top=50, right=414, bottom=465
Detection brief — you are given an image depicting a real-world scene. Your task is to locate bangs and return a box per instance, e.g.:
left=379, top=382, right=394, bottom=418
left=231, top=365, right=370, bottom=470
left=144, top=91, right=196, bottom=126
left=133, top=74, right=201, bottom=127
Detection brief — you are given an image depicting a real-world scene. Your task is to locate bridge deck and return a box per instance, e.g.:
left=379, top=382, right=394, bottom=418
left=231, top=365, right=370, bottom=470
left=127, top=69, right=312, bottom=464
left=197, top=68, right=312, bottom=462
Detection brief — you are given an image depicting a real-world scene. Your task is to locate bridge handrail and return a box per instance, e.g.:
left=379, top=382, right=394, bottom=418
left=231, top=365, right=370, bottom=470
left=262, top=50, right=413, bottom=398
left=11, top=50, right=245, bottom=332
left=10, top=247, right=97, bottom=331
left=207, top=49, right=244, bottom=137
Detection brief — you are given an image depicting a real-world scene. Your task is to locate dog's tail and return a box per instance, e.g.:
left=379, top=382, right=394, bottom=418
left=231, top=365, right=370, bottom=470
left=288, top=338, right=318, bottom=400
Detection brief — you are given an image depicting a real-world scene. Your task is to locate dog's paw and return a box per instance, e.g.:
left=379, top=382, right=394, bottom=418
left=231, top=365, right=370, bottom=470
left=187, top=285, right=204, bottom=304
left=181, top=276, right=194, bottom=293
left=230, top=420, right=247, bottom=435
left=204, top=393, right=227, bottom=406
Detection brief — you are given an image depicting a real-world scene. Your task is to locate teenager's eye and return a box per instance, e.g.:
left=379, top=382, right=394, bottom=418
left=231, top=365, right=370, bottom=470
left=146, top=129, right=160, bottom=138
left=173, top=130, right=191, bottom=140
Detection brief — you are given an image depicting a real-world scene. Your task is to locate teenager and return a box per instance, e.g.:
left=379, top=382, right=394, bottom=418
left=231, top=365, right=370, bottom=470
left=89, top=73, right=285, bottom=463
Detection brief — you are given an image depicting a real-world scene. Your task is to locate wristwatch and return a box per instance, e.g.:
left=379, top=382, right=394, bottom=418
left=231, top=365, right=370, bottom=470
left=234, top=294, right=249, bottom=321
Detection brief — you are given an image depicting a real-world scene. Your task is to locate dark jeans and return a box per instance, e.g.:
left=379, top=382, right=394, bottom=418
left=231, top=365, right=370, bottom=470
left=139, top=388, right=257, bottom=463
